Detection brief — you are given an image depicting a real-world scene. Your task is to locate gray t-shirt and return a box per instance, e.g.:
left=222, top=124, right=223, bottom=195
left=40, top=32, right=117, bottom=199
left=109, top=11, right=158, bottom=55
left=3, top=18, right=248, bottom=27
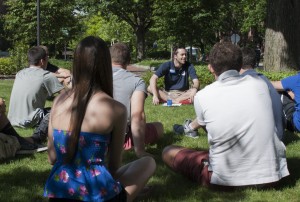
left=8, top=67, right=64, bottom=127
left=241, top=69, right=285, bottom=140
left=112, top=67, right=147, bottom=123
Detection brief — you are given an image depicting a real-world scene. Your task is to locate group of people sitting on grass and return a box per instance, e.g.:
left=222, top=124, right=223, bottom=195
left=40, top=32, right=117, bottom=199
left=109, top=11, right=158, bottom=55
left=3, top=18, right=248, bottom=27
left=1, top=36, right=298, bottom=201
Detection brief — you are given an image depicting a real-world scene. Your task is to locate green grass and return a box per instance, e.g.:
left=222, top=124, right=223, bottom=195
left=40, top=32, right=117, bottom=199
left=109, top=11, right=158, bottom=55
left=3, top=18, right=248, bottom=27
left=1, top=79, right=300, bottom=201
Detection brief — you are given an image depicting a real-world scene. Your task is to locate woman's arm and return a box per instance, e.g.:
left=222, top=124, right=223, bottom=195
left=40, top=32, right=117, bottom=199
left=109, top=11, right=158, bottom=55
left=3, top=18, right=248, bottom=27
left=108, top=101, right=127, bottom=177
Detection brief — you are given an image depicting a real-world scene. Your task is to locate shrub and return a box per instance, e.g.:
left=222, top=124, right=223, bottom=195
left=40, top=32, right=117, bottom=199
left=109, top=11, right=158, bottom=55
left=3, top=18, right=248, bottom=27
left=195, top=65, right=214, bottom=87
left=142, top=70, right=164, bottom=88
left=142, top=63, right=297, bottom=90
left=258, top=69, right=297, bottom=81
left=50, top=59, right=72, bottom=70
left=0, top=57, right=15, bottom=75
left=8, top=43, right=28, bottom=73
left=146, top=50, right=170, bottom=59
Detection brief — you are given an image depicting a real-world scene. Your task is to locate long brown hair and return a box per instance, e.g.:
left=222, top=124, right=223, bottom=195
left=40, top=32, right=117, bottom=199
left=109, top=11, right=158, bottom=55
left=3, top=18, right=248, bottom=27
left=65, top=36, right=113, bottom=163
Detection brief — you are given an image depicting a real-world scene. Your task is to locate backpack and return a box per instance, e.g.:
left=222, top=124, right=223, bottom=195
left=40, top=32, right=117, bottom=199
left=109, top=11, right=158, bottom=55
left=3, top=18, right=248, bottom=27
left=0, top=133, right=21, bottom=160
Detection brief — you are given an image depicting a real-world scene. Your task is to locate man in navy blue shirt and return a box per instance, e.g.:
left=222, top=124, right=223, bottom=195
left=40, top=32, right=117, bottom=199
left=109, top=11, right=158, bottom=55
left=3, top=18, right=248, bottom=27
left=148, top=46, right=199, bottom=105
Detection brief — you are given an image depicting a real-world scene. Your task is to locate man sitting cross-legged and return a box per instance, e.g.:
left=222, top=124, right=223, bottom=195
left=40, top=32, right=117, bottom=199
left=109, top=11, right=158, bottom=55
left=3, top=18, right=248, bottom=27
left=147, top=46, right=200, bottom=105
left=162, top=42, right=289, bottom=188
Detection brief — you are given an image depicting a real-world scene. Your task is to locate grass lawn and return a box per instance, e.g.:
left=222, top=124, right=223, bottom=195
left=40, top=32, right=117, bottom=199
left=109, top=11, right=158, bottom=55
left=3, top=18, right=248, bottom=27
left=1, top=79, right=300, bottom=202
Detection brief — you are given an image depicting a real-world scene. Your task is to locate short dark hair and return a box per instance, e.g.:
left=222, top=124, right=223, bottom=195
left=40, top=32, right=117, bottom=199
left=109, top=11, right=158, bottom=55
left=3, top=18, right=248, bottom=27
left=172, top=45, right=186, bottom=58
left=209, top=42, right=242, bottom=76
left=27, top=46, right=47, bottom=65
left=241, top=47, right=256, bottom=69
left=110, top=42, right=131, bottom=66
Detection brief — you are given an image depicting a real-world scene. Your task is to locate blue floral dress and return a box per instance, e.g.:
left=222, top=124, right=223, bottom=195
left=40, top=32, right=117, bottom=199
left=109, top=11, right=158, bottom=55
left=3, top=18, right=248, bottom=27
left=44, top=129, right=122, bottom=201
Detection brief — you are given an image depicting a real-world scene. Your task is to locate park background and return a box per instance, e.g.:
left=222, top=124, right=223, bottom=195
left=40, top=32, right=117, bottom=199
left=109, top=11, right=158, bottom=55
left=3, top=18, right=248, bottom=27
left=1, top=0, right=300, bottom=201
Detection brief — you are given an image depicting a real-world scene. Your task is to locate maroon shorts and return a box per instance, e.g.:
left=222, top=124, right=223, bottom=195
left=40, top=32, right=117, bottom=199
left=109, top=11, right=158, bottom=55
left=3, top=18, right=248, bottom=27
left=173, top=149, right=212, bottom=186
left=123, top=123, right=158, bottom=150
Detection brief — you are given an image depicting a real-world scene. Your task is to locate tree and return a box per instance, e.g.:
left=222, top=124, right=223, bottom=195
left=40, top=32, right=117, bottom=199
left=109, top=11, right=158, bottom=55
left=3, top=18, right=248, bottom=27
left=4, top=0, right=80, bottom=54
left=82, top=13, right=133, bottom=45
left=264, top=0, right=300, bottom=71
left=99, top=0, right=154, bottom=60
left=152, top=0, right=221, bottom=58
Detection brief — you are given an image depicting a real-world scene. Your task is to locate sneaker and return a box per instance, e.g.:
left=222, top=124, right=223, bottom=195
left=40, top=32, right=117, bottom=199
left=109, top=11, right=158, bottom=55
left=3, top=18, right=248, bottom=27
left=18, top=137, right=37, bottom=149
left=173, top=124, right=184, bottom=134
left=173, top=119, right=198, bottom=138
left=36, top=144, right=48, bottom=152
left=16, top=144, right=47, bottom=155
left=16, top=141, right=37, bottom=155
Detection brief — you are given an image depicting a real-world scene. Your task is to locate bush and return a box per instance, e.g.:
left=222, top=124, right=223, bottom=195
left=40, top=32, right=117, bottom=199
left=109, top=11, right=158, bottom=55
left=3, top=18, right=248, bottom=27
left=141, top=63, right=297, bottom=90
left=195, top=65, right=214, bottom=87
left=50, top=59, right=72, bottom=70
left=146, top=50, right=170, bottom=59
left=142, top=70, right=164, bottom=88
left=0, top=57, right=16, bottom=75
left=258, top=69, right=297, bottom=81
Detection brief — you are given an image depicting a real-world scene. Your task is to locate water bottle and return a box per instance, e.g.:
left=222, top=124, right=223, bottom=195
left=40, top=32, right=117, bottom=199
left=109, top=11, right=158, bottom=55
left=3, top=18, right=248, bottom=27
left=167, top=92, right=172, bottom=107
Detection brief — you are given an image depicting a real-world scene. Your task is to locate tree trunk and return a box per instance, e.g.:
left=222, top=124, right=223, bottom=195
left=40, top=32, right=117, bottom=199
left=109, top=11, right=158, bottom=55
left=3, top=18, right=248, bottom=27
left=135, top=25, right=145, bottom=61
left=264, top=0, right=300, bottom=71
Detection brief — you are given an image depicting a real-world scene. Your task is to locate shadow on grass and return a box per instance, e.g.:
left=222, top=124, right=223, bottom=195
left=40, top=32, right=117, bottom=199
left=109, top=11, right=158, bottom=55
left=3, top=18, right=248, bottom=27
left=0, top=166, right=49, bottom=202
left=282, top=131, right=300, bottom=146
left=275, top=157, right=300, bottom=189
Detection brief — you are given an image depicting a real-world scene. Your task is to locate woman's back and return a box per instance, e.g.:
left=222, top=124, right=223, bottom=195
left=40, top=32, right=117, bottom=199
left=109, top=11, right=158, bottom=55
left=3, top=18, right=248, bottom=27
left=44, top=91, right=127, bottom=201
left=50, top=91, right=120, bottom=135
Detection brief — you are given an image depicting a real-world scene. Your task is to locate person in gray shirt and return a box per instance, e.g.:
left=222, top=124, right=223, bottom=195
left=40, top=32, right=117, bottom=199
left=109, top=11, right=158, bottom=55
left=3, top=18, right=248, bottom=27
left=8, top=46, right=65, bottom=145
left=110, top=42, right=164, bottom=158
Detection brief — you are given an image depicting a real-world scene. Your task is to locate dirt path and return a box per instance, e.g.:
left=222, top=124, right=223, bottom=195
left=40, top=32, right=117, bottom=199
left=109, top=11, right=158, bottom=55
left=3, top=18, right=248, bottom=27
left=126, top=64, right=151, bottom=77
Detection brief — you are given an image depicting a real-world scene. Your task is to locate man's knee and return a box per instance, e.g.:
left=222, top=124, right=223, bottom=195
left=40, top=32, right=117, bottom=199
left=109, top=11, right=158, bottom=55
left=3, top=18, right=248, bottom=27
left=153, top=122, right=164, bottom=138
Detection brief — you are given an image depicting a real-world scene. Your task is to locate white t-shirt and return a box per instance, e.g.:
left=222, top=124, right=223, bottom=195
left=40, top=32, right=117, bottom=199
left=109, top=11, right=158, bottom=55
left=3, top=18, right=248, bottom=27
left=194, top=70, right=289, bottom=186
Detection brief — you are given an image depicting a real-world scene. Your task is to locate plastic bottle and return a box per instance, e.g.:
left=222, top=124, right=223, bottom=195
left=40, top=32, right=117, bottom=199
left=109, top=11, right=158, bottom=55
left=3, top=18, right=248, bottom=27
left=167, top=92, right=172, bottom=107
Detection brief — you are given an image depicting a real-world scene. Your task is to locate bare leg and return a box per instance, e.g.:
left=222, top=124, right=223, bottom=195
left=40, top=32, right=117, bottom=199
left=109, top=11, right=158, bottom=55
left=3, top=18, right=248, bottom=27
left=150, top=122, right=164, bottom=139
left=115, top=156, right=156, bottom=202
left=162, top=145, right=186, bottom=170
left=147, top=86, right=168, bottom=101
left=173, top=89, right=195, bottom=103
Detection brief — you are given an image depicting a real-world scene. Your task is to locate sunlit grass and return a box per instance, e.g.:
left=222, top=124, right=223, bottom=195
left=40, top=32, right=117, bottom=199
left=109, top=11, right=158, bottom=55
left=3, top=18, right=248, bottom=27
left=1, top=79, right=300, bottom=201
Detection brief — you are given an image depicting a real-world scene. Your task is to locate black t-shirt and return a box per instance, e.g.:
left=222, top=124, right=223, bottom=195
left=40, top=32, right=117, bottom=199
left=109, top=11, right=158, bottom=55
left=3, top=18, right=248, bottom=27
left=46, top=62, right=59, bottom=73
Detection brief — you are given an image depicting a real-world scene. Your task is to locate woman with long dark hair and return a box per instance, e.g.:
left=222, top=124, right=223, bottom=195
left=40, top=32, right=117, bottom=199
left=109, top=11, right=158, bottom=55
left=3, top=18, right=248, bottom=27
left=44, top=36, right=156, bottom=202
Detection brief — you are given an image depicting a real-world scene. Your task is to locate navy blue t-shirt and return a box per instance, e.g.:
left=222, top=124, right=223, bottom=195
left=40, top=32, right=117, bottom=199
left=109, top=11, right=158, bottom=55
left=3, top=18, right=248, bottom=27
left=155, top=61, right=198, bottom=91
left=46, top=62, right=59, bottom=73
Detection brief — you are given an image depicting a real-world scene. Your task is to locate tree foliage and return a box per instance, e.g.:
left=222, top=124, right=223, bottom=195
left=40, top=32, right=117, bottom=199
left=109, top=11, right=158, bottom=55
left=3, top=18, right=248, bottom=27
left=82, top=13, right=133, bottom=45
left=4, top=0, right=80, bottom=50
left=98, top=0, right=154, bottom=60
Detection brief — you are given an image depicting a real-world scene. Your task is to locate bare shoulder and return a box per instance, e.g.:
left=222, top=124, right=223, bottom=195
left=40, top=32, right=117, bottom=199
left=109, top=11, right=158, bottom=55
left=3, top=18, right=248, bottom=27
left=87, top=92, right=126, bottom=120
